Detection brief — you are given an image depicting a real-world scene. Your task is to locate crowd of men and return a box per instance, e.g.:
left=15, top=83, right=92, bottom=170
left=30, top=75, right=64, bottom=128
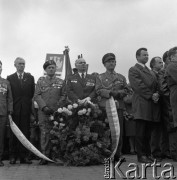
left=0, top=46, right=177, bottom=166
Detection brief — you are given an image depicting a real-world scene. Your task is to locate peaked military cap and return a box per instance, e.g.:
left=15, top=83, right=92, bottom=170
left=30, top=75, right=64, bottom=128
left=43, top=60, right=56, bottom=70
left=102, top=53, right=116, bottom=64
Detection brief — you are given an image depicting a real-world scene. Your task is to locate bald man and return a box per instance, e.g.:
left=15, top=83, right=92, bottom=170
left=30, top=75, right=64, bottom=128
left=66, top=57, right=96, bottom=104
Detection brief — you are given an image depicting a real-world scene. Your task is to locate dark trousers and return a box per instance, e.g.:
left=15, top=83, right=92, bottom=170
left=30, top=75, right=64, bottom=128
left=0, top=116, right=7, bottom=160
left=160, top=96, right=170, bottom=155
left=151, top=122, right=162, bottom=157
left=135, top=119, right=152, bottom=158
left=169, top=128, right=177, bottom=159
left=9, top=114, right=30, bottom=159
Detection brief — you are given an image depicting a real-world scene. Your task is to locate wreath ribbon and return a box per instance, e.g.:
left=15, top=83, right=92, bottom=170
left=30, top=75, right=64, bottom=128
left=106, top=96, right=120, bottom=159
left=9, top=115, right=54, bottom=162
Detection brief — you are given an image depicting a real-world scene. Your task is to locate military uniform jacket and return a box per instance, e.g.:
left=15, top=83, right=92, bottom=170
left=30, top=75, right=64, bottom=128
left=95, top=71, right=128, bottom=109
left=128, top=63, right=160, bottom=122
left=7, top=72, right=35, bottom=116
left=34, top=75, right=66, bottom=111
left=67, top=73, right=96, bottom=102
left=0, top=77, right=13, bottom=116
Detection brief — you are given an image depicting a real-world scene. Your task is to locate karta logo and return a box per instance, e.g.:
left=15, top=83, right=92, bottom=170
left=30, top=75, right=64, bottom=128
left=104, top=158, right=176, bottom=179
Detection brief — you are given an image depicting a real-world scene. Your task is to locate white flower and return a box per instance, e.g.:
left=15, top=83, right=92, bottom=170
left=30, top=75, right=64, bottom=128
left=49, top=115, right=54, bottom=121
left=87, top=108, right=91, bottom=113
left=68, top=111, right=72, bottom=116
left=78, top=110, right=83, bottom=115
left=62, top=107, right=67, bottom=112
left=54, top=121, right=58, bottom=126
left=60, top=123, right=65, bottom=127
left=59, top=118, right=63, bottom=122
left=82, top=108, right=87, bottom=114
left=67, top=105, right=73, bottom=110
left=57, top=108, right=63, bottom=113
left=73, top=103, right=78, bottom=108
left=86, top=112, right=90, bottom=116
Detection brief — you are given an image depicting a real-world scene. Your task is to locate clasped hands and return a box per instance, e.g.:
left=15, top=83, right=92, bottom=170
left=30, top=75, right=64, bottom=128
left=42, top=106, right=54, bottom=115
left=152, top=92, right=159, bottom=103
left=78, top=97, right=91, bottom=105
left=109, top=89, right=127, bottom=98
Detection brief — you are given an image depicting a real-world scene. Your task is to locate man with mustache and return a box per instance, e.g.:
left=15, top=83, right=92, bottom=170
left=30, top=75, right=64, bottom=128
left=34, top=60, right=66, bottom=165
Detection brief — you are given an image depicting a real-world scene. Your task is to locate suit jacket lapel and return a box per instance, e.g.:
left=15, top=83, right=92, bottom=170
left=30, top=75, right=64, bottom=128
left=13, top=73, right=22, bottom=87
left=135, top=63, right=151, bottom=75
left=22, top=73, right=27, bottom=87
left=76, top=73, right=85, bottom=87
left=135, top=63, right=156, bottom=86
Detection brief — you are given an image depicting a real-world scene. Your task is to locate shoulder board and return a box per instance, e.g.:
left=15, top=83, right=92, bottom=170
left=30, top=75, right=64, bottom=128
left=56, top=78, right=64, bottom=83
left=1, top=78, right=9, bottom=84
left=116, top=73, right=125, bottom=79
left=38, top=76, right=45, bottom=81
left=98, top=72, right=106, bottom=78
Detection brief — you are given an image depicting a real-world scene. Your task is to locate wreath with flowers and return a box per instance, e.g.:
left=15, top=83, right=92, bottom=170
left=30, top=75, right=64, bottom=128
left=49, top=102, right=112, bottom=166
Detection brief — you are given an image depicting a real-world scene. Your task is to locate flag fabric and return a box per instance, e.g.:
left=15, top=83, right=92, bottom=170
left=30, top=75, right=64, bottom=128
left=9, top=115, right=54, bottom=162
left=106, top=96, right=120, bottom=158
left=45, top=54, right=64, bottom=77
left=63, top=48, right=72, bottom=81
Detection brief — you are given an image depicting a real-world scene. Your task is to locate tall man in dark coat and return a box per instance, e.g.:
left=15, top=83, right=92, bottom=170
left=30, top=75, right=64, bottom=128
left=165, top=47, right=177, bottom=161
left=0, top=61, right=13, bottom=166
left=95, top=53, right=128, bottom=162
left=67, top=57, right=96, bottom=104
left=7, top=57, right=35, bottom=164
left=150, top=57, right=164, bottom=160
left=128, top=48, right=161, bottom=163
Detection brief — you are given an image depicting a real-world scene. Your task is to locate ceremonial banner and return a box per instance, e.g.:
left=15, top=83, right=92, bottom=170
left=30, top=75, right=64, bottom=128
left=9, top=115, right=54, bottom=162
left=45, top=54, right=64, bottom=77
left=106, top=97, right=120, bottom=159
left=63, top=48, right=72, bottom=80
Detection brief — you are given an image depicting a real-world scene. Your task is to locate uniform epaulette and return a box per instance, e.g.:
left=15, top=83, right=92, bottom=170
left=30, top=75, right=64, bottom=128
left=56, top=78, right=64, bottom=82
left=116, top=73, right=125, bottom=78
left=98, top=73, right=105, bottom=78
left=38, top=76, right=45, bottom=81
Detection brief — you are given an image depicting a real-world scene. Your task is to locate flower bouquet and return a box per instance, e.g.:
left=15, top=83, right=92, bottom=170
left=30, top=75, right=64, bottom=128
left=49, top=102, right=112, bottom=166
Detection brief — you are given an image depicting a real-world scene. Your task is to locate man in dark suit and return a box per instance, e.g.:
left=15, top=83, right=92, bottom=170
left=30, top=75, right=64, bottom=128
left=165, top=47, right=177, bottom=161
left=7, top=57, right=35, bottom=164
left=0, top=61, right=13, bottom=166
left=150, top=57, right=164, bottom=160
left=67, top=57, right=96, bottom=104
left=128, top=48, right=161, bottom=163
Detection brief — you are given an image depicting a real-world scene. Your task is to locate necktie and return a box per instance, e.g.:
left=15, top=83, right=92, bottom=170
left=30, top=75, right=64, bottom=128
left=81, top=73, right=85, bottom=79
left=19, top=74, right=23, bottom=86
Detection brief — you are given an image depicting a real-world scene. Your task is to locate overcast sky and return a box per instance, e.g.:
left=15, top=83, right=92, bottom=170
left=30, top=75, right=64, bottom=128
left=1, top=0, right=177, bottom=81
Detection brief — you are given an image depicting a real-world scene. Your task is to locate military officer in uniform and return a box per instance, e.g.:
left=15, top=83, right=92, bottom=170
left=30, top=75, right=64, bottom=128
left=67, top=57, right=96, bottom=104
left=34, top=60, right=66, bottom=165
left=95, top=53, right=128, bottom=161
left=0, top=61, right=13, bottom=166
